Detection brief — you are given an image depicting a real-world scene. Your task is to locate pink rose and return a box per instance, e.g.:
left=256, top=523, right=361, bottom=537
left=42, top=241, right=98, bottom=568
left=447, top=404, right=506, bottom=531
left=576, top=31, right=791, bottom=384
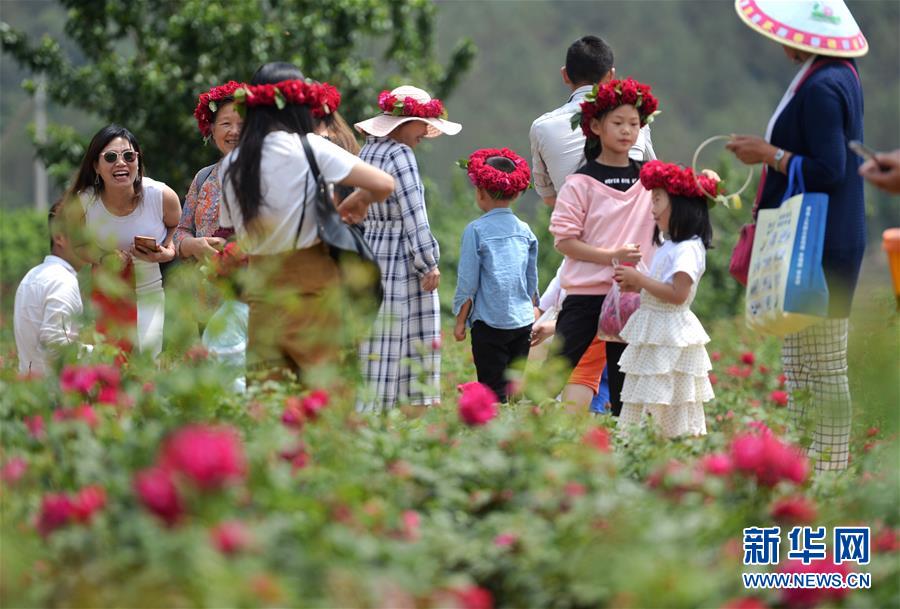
left=777, top=556, right=850, bottom=608
left=699, top=453, right=733, bottom=477
left=301, top=389, right=329, bottom=420
left=770, top=496, right=817, bottom=524
left=450, top=587, right=493, bottom=609
left=457, top=382, right=499, bottom=426
left=134, top=466, right=183, bottom=526
left=210, top=520, right=251, bottom=555
left=24, top=414, right=45, bottom=440
left=160, top=424, right=246, bottom=490
left=494, top=533, right=518, bottom=548
left=1, top=457, right=27, bottom=485
left=769, top=390, right=789, bottom=407
left=36, top=493, right=74, bottom=537
left=71, top=485, right=107, bottom=523
left=281, top=397, right=305, bottom=429
left=400, top=510, right=420, bottom=541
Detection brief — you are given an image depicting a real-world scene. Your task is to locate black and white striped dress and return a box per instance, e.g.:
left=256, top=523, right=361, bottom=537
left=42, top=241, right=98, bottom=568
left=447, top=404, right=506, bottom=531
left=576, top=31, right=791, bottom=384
left=357, top=136, right=441, bottom=411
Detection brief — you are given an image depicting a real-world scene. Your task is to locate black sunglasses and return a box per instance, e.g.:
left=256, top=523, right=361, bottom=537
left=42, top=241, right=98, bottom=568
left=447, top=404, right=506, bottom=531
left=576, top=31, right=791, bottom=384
left=102, top=150, right=138, bottom=163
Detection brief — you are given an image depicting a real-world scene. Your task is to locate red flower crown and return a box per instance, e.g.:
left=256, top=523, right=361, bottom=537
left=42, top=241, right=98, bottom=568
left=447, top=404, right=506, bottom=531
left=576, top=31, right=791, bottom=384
left=194, top=81, right=245, bottom=139
left=234, top=80, right=341, bottom=119
left=574, top=78, right=659, bottom=138
left=458, top=148, right=531, bottom=199
left=378, top=90, right=447, bottom=119
left=639, top=160, right=723, bottom=203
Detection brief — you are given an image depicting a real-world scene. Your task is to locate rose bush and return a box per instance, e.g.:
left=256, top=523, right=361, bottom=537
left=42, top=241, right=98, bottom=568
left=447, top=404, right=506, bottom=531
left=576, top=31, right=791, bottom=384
left=0, top=315, right=897, bottom=609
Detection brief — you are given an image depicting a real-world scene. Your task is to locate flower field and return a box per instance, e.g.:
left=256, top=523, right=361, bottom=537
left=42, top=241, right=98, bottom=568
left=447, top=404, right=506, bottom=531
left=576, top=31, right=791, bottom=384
left=1, top=304, right=898, bottom=609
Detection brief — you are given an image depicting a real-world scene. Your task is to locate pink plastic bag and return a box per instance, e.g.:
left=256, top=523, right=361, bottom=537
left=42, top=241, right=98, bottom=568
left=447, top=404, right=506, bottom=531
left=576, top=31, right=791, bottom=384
left=598, top=262, right=645, bottom=342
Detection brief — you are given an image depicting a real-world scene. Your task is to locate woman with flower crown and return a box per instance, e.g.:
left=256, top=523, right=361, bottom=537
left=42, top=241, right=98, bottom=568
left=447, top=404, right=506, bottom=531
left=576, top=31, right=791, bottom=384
left=353, top=86, right=462, bottom=413
left=175, top=80, right=244, bottom=260
left=218, top=62, right=394, bottom=382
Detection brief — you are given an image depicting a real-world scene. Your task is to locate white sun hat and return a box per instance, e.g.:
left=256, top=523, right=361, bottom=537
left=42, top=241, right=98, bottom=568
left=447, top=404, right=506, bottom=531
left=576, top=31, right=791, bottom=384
left=354, top=85, right=462, bottom=138
left=735, top=0, right=868, bottom=57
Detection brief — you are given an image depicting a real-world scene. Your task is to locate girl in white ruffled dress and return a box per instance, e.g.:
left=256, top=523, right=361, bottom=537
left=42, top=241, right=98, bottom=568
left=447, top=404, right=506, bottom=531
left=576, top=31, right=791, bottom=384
left=612, top=161, right=721, bottom=438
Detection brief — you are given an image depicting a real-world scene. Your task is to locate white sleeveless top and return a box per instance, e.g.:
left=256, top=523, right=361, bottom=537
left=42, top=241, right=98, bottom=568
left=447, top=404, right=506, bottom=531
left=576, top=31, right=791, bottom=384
left=83, top=177, right=168, bottom=293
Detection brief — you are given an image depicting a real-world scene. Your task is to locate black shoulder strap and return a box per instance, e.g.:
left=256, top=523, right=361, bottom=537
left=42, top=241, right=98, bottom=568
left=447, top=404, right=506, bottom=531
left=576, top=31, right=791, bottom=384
left=295, top=134, right=319, bottom=247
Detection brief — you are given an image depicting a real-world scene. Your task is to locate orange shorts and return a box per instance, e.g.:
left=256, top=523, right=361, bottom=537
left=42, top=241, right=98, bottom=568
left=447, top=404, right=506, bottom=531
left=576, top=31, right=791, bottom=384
left=567, top=337, right=606, bottom=393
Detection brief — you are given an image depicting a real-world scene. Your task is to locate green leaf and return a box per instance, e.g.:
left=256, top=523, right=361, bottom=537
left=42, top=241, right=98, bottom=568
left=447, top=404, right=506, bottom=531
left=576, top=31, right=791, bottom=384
left=274, top=88, right=286, bottom=110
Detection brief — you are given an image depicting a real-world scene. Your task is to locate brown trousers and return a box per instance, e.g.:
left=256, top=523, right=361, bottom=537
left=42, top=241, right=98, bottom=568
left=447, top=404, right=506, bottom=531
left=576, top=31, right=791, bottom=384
left=244, top=243, right=343, bottom=380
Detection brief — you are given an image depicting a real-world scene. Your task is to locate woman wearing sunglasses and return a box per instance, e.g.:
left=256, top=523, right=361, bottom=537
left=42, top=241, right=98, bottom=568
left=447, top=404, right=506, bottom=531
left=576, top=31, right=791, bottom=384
left=69, top=124, right=181, bottom=358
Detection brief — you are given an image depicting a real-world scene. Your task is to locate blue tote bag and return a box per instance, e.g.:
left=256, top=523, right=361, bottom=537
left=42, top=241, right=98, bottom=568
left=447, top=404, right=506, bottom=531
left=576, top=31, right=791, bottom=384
left=745, top=156, right=829, bottom=336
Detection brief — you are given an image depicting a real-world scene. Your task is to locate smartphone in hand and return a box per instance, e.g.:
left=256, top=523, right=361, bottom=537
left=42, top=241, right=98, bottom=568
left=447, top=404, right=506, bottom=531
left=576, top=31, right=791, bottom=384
left=134, top=235, right=160, bottom=252
left=848, top=140, right=886, bottom=170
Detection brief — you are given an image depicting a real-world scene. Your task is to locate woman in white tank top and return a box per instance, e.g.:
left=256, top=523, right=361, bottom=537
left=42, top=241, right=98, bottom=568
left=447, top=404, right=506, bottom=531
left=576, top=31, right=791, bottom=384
left=70, top=125, right=181, bottom=358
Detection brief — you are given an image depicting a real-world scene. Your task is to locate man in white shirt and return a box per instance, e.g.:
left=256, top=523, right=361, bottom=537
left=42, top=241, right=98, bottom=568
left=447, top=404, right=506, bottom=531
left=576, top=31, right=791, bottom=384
left=14, top=200, right=88, bottom=376
left=530, top=35, right=655, bottom=207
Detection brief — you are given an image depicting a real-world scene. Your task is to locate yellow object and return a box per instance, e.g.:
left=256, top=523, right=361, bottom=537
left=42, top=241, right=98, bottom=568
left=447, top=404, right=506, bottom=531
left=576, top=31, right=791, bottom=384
left=883, top=228, right=900, bottom=309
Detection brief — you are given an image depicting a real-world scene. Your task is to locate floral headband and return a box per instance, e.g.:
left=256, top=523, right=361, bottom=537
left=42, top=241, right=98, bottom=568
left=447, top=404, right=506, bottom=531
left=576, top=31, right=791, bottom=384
left=572, top=78, right=660, bottom=138
left=378, top=90, right=447, bottom=119
left=458, top=148, right=531, bottom=199
left=639, top=160, right=723, bottom=206
left=194, top=81, right=245, bottom=139
left=233, top=80, right=341, bottom=119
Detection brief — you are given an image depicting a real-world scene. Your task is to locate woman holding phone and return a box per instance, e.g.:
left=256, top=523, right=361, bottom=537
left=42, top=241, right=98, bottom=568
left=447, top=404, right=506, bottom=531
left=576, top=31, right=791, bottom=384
left=70, top=124, right=180, bottom=358
left=726, top=0, right=867, bottom=471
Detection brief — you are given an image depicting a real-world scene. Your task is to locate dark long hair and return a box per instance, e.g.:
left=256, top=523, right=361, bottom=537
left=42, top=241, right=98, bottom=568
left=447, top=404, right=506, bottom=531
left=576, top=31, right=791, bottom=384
left=225, top=62, right=316, bottom=227
left=67, top=124, right=144, bottom=201
left=654, top=194, right=713, bottom=249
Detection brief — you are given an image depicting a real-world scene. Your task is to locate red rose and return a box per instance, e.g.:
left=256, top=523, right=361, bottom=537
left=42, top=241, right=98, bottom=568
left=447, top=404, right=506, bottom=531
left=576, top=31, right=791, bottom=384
left=60, top=365, right=100, bottom=394
left=729, top=432, right=808, bottom=487
left=301, top=389, right=329, bottom=420
left=582, top=427, right=611, bottom=452
left=709, top=372, right=719, bottom=386
left=24, top=414, right=45, bottom=440
left=770, top=496, right=817, bottom=524
left=210, top=520, right=251, bottom=555
left=457, top=382, right=499, bottom=426
left=71, top=485, right=107, bottom=523
left=873, top=527, right=900, bottom=553
left=279, top=443, right=310, bottom=471
left=777, top=556, right=851, bottom=608
left=450, top=586, right=493, bottom=609
left=740, top=352, right=756, bottom=365
left=160, top=424, right=246, bottom=490
left=699, top=453, right=733, bottom=476
left=281, top=397, right=305, bottom=429
left=134, top=466, right=183, bottom=526
left=36, top=493, right=74, bottom=537
left=769, top=390, right=789, bottom=407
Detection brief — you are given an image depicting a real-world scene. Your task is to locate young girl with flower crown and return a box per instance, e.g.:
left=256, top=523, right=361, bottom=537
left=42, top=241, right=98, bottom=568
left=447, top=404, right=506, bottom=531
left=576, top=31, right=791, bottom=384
left=612, top=161, right=720, bottom=437
left=453, top=148, right=538, bottom=403
left=549, top=78, right=659, bottom=416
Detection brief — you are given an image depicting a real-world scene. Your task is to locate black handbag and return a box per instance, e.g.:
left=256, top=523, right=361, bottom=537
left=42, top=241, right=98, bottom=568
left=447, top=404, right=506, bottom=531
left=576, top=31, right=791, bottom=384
left=298, top=133, right=384, bottom=308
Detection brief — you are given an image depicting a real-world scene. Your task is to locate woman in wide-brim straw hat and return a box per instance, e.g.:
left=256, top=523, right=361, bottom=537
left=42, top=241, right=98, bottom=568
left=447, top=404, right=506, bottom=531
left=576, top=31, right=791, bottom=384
left=726, top=0, right=867, bottom=472
left=354, top=85, right=461, bottom=413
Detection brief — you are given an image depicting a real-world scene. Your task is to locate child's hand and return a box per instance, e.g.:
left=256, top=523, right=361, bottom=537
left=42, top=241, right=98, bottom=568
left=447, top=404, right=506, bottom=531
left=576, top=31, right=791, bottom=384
left=453, top=323, right=466, bottom=342
left=530, top=322, right=554, bottom=346
left=421, top=268, right=440, bottom=291
left=613, top=244, right=642, bottom=265
left=701, top=168, right=722, bottom=182
left=614, top=263, right=643, bottom=292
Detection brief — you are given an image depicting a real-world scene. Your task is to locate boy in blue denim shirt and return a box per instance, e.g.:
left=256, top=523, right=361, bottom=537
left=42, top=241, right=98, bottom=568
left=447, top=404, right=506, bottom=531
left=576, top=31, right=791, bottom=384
left=453, top=148, right=538, bottom=402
